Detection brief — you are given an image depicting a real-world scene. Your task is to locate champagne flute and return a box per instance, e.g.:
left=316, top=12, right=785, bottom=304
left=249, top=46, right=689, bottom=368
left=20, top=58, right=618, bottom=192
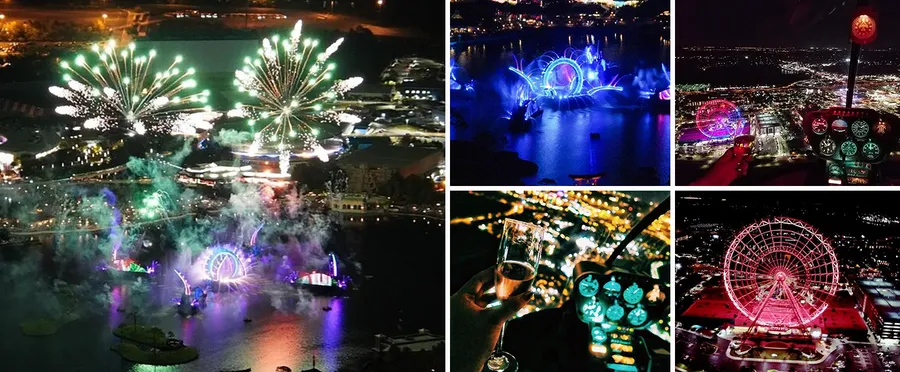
left=484, top=218, right=545, bottom=372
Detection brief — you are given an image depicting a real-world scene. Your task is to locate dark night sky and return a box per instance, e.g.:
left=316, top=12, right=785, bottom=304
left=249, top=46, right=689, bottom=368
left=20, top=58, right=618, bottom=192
left=677, top=0, right=900, bottom=48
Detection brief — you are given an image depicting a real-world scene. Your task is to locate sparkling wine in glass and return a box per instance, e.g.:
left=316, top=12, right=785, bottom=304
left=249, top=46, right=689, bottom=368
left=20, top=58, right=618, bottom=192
left=484, top=218, right=544, bottom=372
left=494, top=260, right=536, bottom=300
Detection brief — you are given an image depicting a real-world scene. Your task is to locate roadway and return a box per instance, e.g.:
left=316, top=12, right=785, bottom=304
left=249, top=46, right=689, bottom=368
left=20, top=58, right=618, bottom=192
left=0, top=7, right=129, bottom=26
left=676, top=327, right=846, bottom=372
left=7, top=212, right=196, bottom=236
left=0, top=4, right=415, bottom=38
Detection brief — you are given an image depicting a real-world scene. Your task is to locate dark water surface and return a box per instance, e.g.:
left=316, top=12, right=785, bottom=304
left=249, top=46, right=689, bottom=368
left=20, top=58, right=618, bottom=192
left=0, top=217, right=444, bottom=372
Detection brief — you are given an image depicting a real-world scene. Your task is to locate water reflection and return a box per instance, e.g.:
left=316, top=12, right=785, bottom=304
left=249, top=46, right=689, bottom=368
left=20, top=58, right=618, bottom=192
left=321, top=298, right=344, bottom=369
left=108, top=286, right=124, bottom=330
left=1, top=218, right=442, bottom=372
left=451, top=31, right=671, bottom=185
left=507, top=110, right=671, bottom=184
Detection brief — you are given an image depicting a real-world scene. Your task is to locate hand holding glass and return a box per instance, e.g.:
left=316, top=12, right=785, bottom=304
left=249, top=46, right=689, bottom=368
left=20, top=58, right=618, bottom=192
left=484, top=218, right=545, bottom=372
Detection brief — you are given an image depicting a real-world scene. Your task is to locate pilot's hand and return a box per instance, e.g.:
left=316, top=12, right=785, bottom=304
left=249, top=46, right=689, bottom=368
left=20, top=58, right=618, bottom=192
left=691, top=148, right=752, bottom=186
left=450, top=266, right=533, bottom=372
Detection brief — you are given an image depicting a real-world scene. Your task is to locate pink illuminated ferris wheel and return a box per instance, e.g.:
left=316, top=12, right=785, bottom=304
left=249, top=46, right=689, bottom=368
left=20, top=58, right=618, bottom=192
left=724, top=217, right=839, bottom=328
left=695, top=99, right=745, bottom=139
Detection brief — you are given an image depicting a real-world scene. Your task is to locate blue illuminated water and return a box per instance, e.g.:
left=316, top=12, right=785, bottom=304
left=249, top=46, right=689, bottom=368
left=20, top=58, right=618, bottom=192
left=451, top=30, right=671, bottom=185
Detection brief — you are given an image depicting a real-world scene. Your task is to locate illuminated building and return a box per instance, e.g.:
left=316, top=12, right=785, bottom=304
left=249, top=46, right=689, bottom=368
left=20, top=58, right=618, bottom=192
left=177, top=162, right=293, bottom=188
left=0, top=123, right=60, bottom=161
left=0, top=99, right=45, bottom=117
left=336, top=145, right=443, bottom=194
left=396, top=83, right=444, bottom=102
left=329, top=193, right=389, bottom=213
left=373, top=329, right=444, bottom=353
left=855, top=278, right=900, bottom=340
left=344, top=83, right=393, bottom=101
left=380, top=57, right=444, bottom=85
left=577, top=0, right=642, bottom=7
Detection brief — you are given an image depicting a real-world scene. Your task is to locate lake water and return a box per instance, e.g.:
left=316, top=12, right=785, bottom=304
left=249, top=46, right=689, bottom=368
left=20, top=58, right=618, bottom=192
left=0, top=217, right=444, bottom=372
left=450, top=29, right=671, bottom=185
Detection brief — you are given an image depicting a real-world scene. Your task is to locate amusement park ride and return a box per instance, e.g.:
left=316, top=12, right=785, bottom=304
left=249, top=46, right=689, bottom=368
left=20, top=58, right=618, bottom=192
left=694, top=1, right=900, bottom=185
left=502, top=197, right=671, bottom=372
left=722, top=217, right=840, bottom=361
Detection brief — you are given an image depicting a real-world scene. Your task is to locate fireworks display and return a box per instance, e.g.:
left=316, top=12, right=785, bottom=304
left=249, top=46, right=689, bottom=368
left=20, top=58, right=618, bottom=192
left=49, top=39, right=219, bottom=136
left=194, top=246, right=255, bottom=291
left=228, top=20, right=363, bottom=173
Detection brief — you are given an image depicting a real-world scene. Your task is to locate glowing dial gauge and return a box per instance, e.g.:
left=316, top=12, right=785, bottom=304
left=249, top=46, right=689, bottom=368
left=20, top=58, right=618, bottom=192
left=603, top=277, right=621, bottom=297
left=863, top=142, right=880, bottom=160
left=623, top=283, right=644, bottom=305
left=851, top=120, right=869, bottom=138
left=811, top=117, right=828, bottom=134
left=828, top=162, right=844, bottom=177
left=581, top=298, right=604, bottom=321
left=591, top=327, right=608, bottom=343
left=606, top=302, right=624, bottom=322
left=831, top=119, right=848, bottom=133
left=579, top=274, right=600, bottom=297
left=820, top=137, right=836, bottom=156
left=841, top=141, right=858, bottom=156
left=628, top=306, right=648, bottom=326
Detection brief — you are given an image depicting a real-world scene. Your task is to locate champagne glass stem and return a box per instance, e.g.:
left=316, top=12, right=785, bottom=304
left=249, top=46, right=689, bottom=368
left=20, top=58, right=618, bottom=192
left=494, top=320, right=507, bottom=353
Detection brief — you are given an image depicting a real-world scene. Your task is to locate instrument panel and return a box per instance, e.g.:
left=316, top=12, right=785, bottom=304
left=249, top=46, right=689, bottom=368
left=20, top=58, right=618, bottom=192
left=802, top=107, right=899, bottom=164
left=572, top=265, right=669, bottom=371
left=802, top=107, right=900, bottom=184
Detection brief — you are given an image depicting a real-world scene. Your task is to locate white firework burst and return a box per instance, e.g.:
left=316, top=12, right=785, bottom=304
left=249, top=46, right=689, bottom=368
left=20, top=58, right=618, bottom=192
left=228, top=20, right=363, bottom=173
left=49, top=39, right=218, bottom=136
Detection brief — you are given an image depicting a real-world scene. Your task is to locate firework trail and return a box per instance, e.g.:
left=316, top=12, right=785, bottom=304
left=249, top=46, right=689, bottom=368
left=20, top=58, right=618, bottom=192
left=50, top=39, right=220, bottom=136
left=228, top=20, right=363, bottom=173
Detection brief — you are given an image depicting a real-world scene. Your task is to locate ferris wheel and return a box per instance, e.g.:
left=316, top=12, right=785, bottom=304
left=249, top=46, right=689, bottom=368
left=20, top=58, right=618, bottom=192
left=723, top=217, right=839, bottom=328
left=695, top=99, right=745, bottom=139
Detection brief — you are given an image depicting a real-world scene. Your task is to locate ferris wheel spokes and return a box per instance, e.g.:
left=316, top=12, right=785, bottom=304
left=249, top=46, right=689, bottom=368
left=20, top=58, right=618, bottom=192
left=724, top=217, right=838, bottom=329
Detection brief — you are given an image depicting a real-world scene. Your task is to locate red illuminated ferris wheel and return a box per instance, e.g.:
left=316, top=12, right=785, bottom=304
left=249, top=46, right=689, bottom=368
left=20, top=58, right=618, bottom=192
left=723, top=217, right=839, bottom=328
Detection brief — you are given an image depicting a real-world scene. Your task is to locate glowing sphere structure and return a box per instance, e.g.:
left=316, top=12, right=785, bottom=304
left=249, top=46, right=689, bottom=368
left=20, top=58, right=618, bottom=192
left=695, top=99, right=745, bottom=139
left=724, top=217, right=838, bottom=328
left=851, top=7, right=877, bottom=45
left=508, top=47, right=624, bottom=102
left=203, top=247, right=250, bottom=284
left=852, top=15, right=876, bottom=40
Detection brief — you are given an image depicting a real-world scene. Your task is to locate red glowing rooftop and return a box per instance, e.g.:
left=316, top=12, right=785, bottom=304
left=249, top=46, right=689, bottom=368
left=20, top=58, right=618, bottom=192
left=680, top=287, right=867, bottom=333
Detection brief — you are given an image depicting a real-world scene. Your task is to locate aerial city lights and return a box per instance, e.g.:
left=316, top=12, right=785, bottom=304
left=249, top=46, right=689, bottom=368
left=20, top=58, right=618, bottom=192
left=694, top=99, right=746, bottom=140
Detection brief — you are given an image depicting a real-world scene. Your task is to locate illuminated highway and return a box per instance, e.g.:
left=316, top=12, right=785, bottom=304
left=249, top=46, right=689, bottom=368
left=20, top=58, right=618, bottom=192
left=0, top=4, right=415, bottom=38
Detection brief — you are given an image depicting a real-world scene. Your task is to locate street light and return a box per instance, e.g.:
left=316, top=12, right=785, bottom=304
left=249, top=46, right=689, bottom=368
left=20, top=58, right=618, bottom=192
left=102, top=13, right=108, bottom=19
left=0, top=14, right=6, bottom=20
